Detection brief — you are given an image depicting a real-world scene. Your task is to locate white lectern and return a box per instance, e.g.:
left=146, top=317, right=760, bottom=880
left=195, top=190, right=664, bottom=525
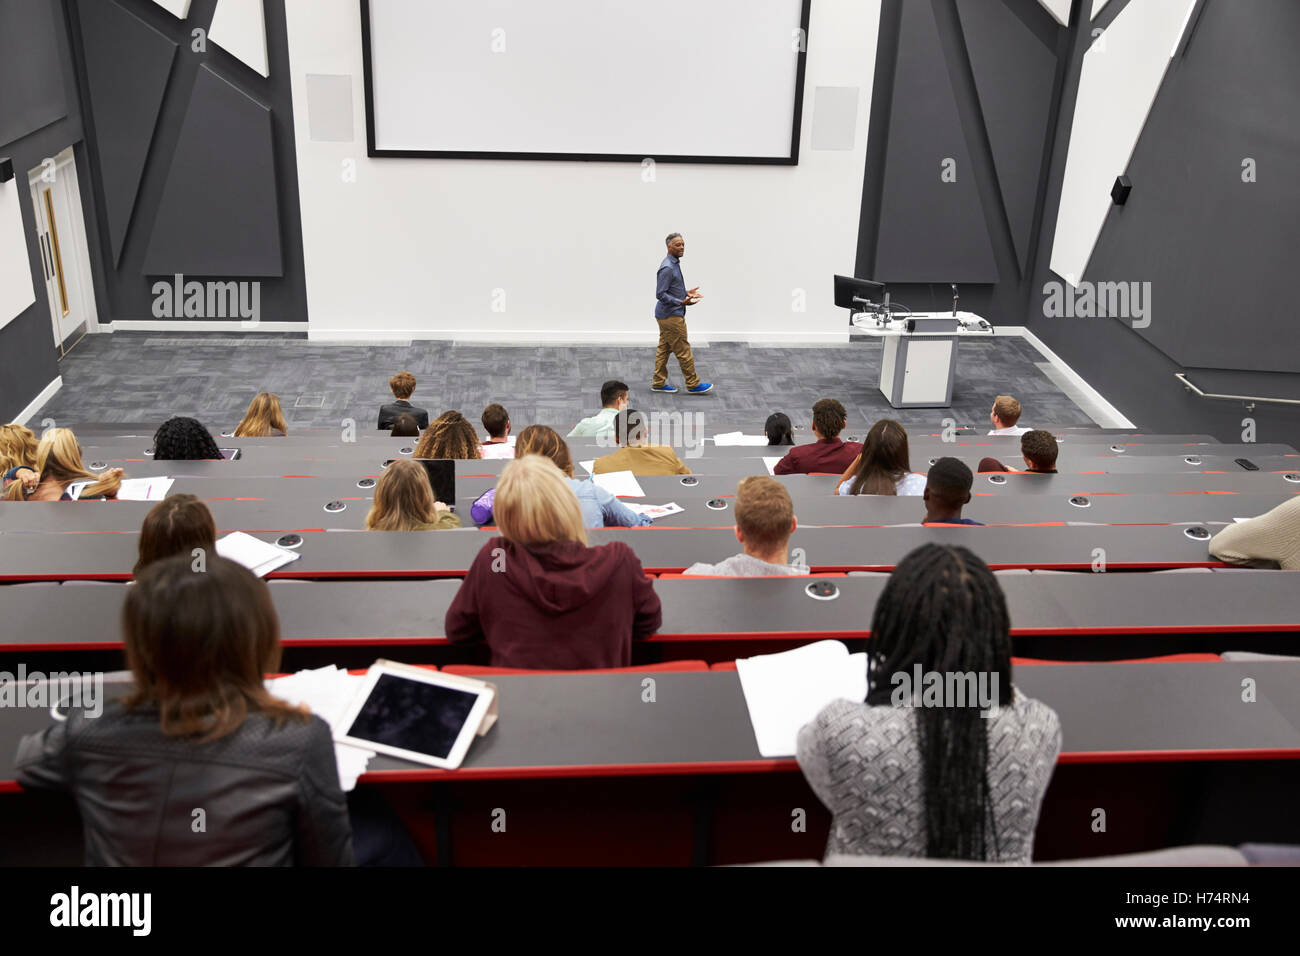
left=854, top=311, right=992, bottom=408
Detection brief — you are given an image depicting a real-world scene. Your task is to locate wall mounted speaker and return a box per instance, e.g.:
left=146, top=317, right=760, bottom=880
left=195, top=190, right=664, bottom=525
left=0, top=158, right=13, bottom=183
left=306, top=74, right=354, bottom=143
left=810, top=86, right=859, bottom=151
left=1111, top=174, right=1132, bottom=205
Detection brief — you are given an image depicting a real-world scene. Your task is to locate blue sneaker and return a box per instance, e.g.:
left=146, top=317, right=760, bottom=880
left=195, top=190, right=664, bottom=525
left=686, top=382, right=714, bottom=394
left=650, top=383, right=679, bottom=393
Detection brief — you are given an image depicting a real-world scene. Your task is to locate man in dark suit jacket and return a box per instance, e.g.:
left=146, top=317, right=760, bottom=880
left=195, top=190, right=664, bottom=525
left=377, top=371, right=430, bottom=431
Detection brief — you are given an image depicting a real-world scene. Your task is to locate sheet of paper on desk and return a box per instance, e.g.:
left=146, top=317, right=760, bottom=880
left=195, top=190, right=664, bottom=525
left=736, top=641, right=868, bottom=758
left=763, top=457, right=783, bottom=476
left=591, top=470, right=645, bottom=497
left=266, top=666, right=374, bottom=791
left=712, top=432, right=772, bottom=446
left=116, top=477, right=175, bottom=501
left=577, top=459, right=596, bottom=475
left=216, top=531, right=301, bottom=577
left=624, top=501, right=684, bottom=520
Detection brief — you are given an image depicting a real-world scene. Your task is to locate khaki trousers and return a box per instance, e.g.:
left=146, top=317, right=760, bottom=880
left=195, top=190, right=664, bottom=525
left=653, top=314, right=699, bottom=388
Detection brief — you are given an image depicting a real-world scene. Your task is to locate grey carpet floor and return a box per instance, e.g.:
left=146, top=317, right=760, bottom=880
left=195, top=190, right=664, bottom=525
left=35, top=333, right=1098, bottom=435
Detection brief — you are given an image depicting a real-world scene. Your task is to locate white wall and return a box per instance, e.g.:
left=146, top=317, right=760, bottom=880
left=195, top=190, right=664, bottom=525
left=284, top=0, right=881, bottom=343
left=0, top=176, right=37, bottom=333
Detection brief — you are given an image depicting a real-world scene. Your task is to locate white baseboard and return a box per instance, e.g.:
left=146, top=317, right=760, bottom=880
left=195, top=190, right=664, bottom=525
left=14, top=375, right=62, bottom=426
left=106, top=320, right=307, bottom=333
left=1005, top=325, right=1136, bottom=429
left=307, top=327, right=713, bottom=346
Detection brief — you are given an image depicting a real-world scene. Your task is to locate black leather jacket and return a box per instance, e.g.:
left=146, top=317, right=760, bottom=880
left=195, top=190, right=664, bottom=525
left=377, top=401, right=430, bottom=431
left=15, top=700, right=354, bottom=866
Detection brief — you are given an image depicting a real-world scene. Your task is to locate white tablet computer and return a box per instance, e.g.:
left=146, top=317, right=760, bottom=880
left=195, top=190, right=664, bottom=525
left=335, top=662, right=497, bottom=770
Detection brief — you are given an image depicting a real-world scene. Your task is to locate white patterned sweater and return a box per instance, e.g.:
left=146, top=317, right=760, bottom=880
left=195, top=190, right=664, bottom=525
left=795, top=693, right=1061, bottom=862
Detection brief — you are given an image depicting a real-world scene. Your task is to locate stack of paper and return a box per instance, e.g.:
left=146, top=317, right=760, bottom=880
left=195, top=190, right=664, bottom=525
left=216, top=531, right=301, bottom=577
left=115, top=477, right=175, bottom=501
left=712, top=432, right=773, bottom=447
left=591, top=470, right=645, bottom=497
left=266, top=666, right=374, bottom=791
left=624, top=502, right=685, bottom=520
left=735, top=641, right=868, bottom=758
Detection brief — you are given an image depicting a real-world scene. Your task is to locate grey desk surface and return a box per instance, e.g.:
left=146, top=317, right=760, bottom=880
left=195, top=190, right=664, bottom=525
left=3, top=572, right=1296, bottom=652
left=0, top=523, right=1228, bottom=582
left=0, top=491, right=1294, bottom=535
left=3, top=663, right=1300, bottom=786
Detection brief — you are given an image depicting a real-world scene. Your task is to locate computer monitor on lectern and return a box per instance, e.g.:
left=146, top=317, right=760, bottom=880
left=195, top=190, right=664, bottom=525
left=833, top=275, right=887, bottom=313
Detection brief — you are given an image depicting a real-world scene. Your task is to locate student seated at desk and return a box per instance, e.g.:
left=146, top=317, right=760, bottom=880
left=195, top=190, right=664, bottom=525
left=977, top=429, right=1059, bottom=475
left=135, top=494, right=218, bottom=574
left=233, top=391, right=288, bottom=437
left=1209, top=496, right=1300, bottom=570
left=445, top=455, right=661, bottom=669
left=415, top=410, right=482, bottom=460
left=922, top=458, right=983, bottom=526
left=592, top=409, right=691, bottom=476
left=471, top=425, right=652, bottom=528
left=377, top=371, right=430, bottom=431
left=365, top=459, right=461, bottom=529
left=835, top=419, right=926, bottom=496
left=988, top=394, right=1032, bottom=436
left=773, top=399, right=861, bottom=475
left=14, top=554, right=355, bottom=866
left=153, top=416, right=224, bottom=460
left=568, top=379, right=628, bottom=439
left=0, top=422, right=39, bottom=490
left=765, top=412, right=795, bottom=446
left=2, top=427, right=125, bottom=501
left=682, top=476, right=809, bottom=576
left=796, top=544, right=1061, bottom=862
left=479, top=403, right=515, bottom=459
left=389, top=413, right=420, bottom=438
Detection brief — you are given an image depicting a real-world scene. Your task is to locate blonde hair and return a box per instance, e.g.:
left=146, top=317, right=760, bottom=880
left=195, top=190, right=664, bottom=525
left=992, top=395, right=1022, bottom=427
left=415, top=410, right=482, bottom=460
left=494, top=455, right=586, bottom=548
left=233, top=392, right=288, bottom=437
left=515, top=424, right=574, bottom=477
left=4, top=427, right=124, bottom=500
left=734, top=476, right=795, bottom=551
left=0, top=424, right=38, bottom=473
left=365, top=459, right=441, bottom=531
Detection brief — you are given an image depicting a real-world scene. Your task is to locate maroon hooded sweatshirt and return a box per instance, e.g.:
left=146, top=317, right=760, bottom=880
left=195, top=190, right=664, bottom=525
left=444, top=536, right=662, bottom=669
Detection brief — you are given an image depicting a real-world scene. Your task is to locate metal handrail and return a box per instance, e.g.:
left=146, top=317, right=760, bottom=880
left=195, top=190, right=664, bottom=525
left=1175, top=372, right=1300, bottom=412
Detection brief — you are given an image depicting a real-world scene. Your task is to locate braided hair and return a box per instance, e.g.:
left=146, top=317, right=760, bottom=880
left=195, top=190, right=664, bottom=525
left=414, top=410, right=482, bottom=460
left=865, top=543, right=1013, bottom=860
left=154, top=417, right=223, bottom=461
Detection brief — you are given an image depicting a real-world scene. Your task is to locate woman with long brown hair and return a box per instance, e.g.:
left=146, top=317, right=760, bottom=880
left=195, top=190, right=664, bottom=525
left=365, top=458, right=461, bottom=530
left=14, top=554, right=354, bottom=865
left=835, top=419, right=926, bottom=496
left=134, top=494, right=219, bottom=574
left=3, top=427, right=125, bottom=501
left=233, top=392, right=289, bottom=437
left=414, top=410, right=481, bottom=460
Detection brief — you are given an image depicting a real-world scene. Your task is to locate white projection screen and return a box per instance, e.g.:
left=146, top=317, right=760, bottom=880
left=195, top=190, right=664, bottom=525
left=361, top=0, right=810, bottom=163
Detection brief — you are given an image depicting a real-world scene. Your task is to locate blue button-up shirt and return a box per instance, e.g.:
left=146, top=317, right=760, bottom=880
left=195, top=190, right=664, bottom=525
left=655, top=254, right=688, bottom=319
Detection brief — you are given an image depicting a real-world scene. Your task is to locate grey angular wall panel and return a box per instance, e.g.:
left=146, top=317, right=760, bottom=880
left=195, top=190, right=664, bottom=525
left=142, top=64, right=283, bottom=276
left=75, top=0, right=177, bottom=267
left=874, top=0, right=998, bottom=283
left=956, top=0, right=1057, bottom=274
left=0, top=0, right=69, bottom=146
left=1084, top=0, right=1300, bottom=373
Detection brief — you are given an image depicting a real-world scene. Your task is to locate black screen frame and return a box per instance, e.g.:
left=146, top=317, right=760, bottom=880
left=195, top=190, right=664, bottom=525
left=359, top=0, right=812, bottom=165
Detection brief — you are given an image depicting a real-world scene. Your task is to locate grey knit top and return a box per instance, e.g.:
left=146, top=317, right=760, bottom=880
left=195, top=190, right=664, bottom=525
left=796, top=692, right=1061, bottom=862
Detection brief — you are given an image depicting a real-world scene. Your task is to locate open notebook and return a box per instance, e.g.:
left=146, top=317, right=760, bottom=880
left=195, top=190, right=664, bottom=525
left=735, top=641, right=867, bottom=758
